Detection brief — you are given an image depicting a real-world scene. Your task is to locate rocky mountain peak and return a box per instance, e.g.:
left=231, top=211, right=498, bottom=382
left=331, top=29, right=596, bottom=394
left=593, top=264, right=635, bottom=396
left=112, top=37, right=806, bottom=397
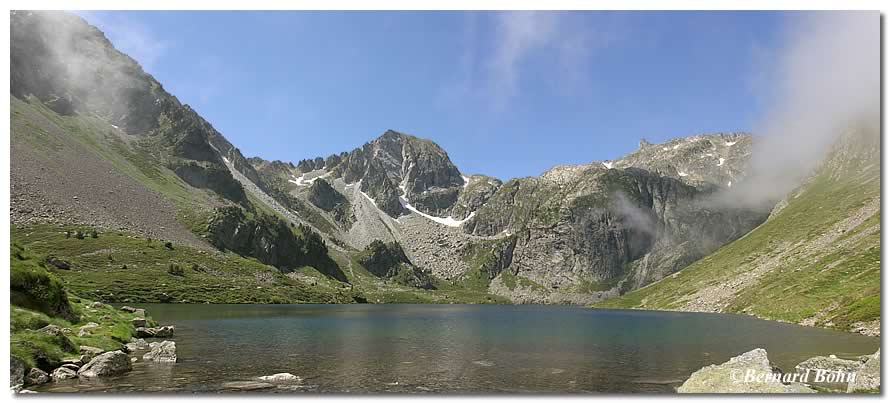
left=606, top=132, right=752, bottom=189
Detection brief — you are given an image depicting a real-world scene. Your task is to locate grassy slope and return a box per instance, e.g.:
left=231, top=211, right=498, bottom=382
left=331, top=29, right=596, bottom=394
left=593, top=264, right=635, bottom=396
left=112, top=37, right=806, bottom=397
left=596, top=140, right=880, bottom=332
left=12, top=225, right=352, bottom=304
left=10, top=243, right=149, bottom=371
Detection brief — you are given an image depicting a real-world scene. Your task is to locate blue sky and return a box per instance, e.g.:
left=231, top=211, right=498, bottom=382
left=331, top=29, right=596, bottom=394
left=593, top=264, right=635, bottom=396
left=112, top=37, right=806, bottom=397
left=78, top=11, right=790, bottom=180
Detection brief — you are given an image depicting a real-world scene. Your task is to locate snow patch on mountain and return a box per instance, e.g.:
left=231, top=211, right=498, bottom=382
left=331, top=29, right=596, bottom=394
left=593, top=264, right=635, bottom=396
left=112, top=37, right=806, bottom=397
left=397, top=181, right=473, bottom=227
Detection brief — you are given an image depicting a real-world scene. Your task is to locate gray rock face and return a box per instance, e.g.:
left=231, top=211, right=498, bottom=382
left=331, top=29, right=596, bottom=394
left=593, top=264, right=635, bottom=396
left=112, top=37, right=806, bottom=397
left=10, top=355, right=26, bottom=389
left=310, top=130, right=465, bottom=218
left=357, top=240, right=435, bottom=290
left=847, top=349, right=880, bottom=393
left=678, top=349, right=814, bottom=393
left=611, top=132, right=751, bottom=189
left=142, top=340, right=177, bottom=363
left=25, top=368, right=49, bottom=386
left=307, top=178, right=354, bottom=227
left=464, top=163, right=767, bottom=301
left=451, top=175, right=502, bottom=220
left=795, top=355, right=862, bottom=373
left=77, top=351, right=132, bottom=378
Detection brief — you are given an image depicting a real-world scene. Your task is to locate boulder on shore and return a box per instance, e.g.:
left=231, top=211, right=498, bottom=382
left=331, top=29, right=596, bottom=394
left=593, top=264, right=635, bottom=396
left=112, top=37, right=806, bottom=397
left=77, top=351, right=132, bottom=378
left=142, top=341, right=177, bottom=363
left=51, top=367, right=77, bottom=382
left=124, top=338, right=150, bottom=353
left=25, top=368, right=49, bottom=386
left=79, top=346, right=105, bottom=361
left=37, top=325, right=77, bottom=353
left=678, top=349, right=815, bottom=393
left=847, top=349, right=880, bottom=393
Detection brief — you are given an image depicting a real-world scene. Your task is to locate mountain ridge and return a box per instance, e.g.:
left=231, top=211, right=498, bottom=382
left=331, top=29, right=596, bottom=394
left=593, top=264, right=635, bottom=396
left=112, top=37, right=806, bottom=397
left=11, top=11, right=870, bottom=315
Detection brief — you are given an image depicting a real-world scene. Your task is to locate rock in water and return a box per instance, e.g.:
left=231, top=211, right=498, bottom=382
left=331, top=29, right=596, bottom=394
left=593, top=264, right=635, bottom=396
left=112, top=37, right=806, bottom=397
left=25, top=368, right=49, bottom=386
left=135, top=325, right=174, bottom=338
left=678, top=349, right=815, bottom=393
left=77, top=351, right=132, bottom=378
left=10, top=355, right=26, bottom=390
left=124, top=338, right=150, bottom=353
left=257, top=373, right=300, bottom=383
left=142, top=341, right=177, bottom=363
left=51, top=367, right=77, bottom=382
left=847, top=349, right=880, bottom=393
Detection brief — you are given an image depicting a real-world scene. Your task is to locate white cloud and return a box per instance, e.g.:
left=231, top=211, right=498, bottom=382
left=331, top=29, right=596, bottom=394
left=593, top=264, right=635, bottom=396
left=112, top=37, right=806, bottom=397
left=75, top=11, right=171, bottom=73
left=442, top=11, right=614, bottom=112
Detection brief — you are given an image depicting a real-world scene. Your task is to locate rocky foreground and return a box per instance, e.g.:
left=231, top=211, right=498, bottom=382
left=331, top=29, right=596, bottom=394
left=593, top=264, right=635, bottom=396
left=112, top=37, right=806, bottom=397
left=10, top=305, right=178, bottom=393
left=678, top=348, right=881, bottom=393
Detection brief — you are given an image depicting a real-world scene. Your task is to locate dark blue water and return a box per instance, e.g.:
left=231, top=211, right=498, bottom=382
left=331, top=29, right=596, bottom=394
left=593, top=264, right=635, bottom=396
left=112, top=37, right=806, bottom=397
left=35, top=304, right=879, bottom=393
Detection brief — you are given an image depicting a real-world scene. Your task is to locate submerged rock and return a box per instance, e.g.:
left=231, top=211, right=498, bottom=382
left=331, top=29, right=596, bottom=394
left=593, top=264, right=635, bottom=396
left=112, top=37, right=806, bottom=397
left=847, top=349, right=880, bottom=393
left=77, top=351, right=132, bottom=378
left=142, top=341, right=177, bottom=363
left=678, top=349, right=815, bottom=393
left=222, top=381, right=276, bottom=391
left=135, top=325, right=174, bottom=338
left=257, top=373, right=300, bottom=383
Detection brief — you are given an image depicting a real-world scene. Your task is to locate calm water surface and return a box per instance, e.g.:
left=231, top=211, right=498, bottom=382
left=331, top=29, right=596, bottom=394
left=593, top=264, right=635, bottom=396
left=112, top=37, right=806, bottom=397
left=36, top=304, right=879, bottom=393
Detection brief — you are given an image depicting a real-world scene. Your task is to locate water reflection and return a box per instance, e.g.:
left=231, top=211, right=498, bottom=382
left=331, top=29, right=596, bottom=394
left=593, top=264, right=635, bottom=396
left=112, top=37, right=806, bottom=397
left=33, top=304, right=879, bottom=393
